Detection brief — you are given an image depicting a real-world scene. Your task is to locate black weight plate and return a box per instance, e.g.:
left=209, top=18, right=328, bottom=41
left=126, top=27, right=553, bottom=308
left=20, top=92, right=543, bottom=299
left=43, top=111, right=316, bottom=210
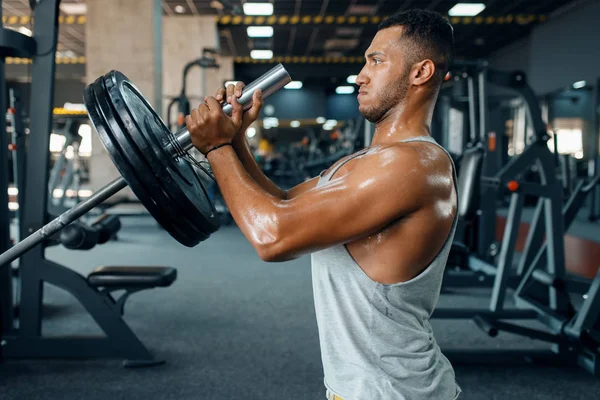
left=85, top=79, right=200, bottom=247
left=84, top=77, right=204, bottom=246
left=91, top=78, right=208, bottom=245
left=105, top=72, right=219, bottom=236
left=104, top=71, right=219, bottom=236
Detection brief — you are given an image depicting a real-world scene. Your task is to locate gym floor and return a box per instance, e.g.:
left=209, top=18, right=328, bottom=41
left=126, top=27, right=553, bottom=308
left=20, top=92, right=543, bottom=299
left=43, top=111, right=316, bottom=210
left=1, top=216, right=599, bottom=400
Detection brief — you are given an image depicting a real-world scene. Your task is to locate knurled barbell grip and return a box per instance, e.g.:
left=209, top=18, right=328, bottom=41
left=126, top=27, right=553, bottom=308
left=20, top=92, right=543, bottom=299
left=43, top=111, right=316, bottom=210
left=0, top=177, right=127, bottom=267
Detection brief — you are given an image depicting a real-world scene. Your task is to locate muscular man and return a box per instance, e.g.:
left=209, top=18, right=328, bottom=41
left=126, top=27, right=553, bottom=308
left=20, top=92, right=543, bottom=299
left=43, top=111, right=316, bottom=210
left=187, top=9, right=460, bottom=400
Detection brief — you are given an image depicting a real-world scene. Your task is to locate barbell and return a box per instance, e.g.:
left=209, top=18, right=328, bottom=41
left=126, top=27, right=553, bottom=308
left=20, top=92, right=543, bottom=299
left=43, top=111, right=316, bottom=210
left=0, top=64, right=292, bottom=266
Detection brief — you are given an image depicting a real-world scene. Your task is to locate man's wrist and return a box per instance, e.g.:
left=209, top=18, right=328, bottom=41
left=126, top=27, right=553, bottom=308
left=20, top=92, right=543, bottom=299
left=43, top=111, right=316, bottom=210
left=205, top=142, right=232, bottom=157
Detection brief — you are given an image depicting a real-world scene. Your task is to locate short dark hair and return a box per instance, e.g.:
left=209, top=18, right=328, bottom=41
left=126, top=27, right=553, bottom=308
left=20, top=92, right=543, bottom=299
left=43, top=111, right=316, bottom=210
left=378, top=9, right=454, bottom=84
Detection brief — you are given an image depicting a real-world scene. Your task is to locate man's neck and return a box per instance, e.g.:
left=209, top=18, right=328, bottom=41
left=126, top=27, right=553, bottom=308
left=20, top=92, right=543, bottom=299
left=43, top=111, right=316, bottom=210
left=370, top=94, right=436, bottom=146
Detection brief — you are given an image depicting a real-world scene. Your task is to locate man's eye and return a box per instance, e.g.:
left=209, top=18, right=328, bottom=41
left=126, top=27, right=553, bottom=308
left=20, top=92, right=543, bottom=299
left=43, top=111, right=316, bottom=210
left=373, top=58, right=381, bottom=64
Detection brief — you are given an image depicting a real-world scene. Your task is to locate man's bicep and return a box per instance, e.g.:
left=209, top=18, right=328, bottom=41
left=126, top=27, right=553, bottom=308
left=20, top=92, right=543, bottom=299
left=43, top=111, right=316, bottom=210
left=273, top=159, right=425, bottom=258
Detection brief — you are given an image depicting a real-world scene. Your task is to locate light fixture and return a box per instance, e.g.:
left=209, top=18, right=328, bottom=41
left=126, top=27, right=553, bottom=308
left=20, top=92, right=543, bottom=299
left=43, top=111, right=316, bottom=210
left=448, top=3, right=486, bottom=17
left=250, top=50, right=273, bottom=60
left=316, top=117, right=326, bottom=124
left=290, top=120, right=300, bottom=128
left=243, top=2, right=274, bottom=16
left=17, top=26, right=32, bottom=37
left=175, top=5, right=186, bottom=13
left=59, top=3, right=87, bottom=14
left=247, top=26, right=274, bottom=38
left=346, top=75, right=357, bottom=84
left=246, top=127, right=257, bottom=138
left=335, top=86, right=355, bottom=94
left=323, top=119, right=338, bottom=130
left=8, top=202, right=19, bottom=211
left=573, top=80, right=586, bottom=89
left=7, top=187, right=18, bottom=196
left=284, top=81, right=303, bottom=89
left=210, top=0, right=225, bottom=10
left=263, top=117, right=279, bottom=128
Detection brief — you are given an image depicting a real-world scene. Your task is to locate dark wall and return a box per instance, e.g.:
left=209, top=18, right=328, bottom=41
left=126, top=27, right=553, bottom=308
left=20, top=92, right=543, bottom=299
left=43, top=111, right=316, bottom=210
left=327, top=93, right=360, bottom=120
left=260, top=87, right=361, bottom=120
left=260, top=88, right=327, bottom=119
left=7, top=79, right=86, bottom=111
left=488, top=0, right=600, bottom=95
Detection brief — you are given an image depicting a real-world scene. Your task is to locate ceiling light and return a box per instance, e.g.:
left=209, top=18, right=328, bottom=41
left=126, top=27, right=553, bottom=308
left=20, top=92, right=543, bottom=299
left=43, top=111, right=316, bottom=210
left=59, top=3, right=87, bottom=14
left=175, top=5, right=186, bottom=13
left=243, top=2, right=274, bottom=16
left=290, top=120, right=300, bottom=128
left=346, top=75, right=357, bottom=84
left=263, top=117, right=279, bottom=128
left=335, top=86, right=355, bottom=94
left=8, top=202, right=18, bottom=211
left=448, top=3, right=486, bottom=17
left=246, top=127, right=257, bottom=138
left=284, top=81, right=303, bottom=89
left=247, top=26, right=274, bottom=38
left=17, top=27, right=32, bottom=37
left=573, top=80, right=586, bottom=89
left=250, top=50, right=273, bottom=60
left=210, top=0, right=225, bottom=10
left=316, top=117, right=326, bottom=124
left=323, top=119, right=338, bottom=130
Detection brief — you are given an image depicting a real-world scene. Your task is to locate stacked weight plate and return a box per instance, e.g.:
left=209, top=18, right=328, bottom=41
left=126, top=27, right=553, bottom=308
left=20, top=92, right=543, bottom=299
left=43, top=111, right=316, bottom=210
left=83, top=71, right=219, bottom=247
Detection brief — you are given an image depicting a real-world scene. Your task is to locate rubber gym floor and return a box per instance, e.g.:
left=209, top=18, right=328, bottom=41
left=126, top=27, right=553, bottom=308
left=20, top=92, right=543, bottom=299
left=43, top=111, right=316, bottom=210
left=1, top=215, right=599, bottom=400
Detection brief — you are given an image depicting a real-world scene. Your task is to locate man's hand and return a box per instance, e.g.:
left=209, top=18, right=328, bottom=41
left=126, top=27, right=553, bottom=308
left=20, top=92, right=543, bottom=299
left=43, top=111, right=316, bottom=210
left=214, top=82, right=264, bottom=140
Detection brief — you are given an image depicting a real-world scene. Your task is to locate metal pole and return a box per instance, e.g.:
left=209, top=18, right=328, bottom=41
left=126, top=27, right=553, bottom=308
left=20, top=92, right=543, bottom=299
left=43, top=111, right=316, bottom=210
left=590, top=76, right=600, bottom=221
left=364, top=120, right=373, bottom=147
left=0, top=0, right=14, bottom=338
left=467, top=76, right=477, bottom=144
left=0, top=178, right=127, bottom=267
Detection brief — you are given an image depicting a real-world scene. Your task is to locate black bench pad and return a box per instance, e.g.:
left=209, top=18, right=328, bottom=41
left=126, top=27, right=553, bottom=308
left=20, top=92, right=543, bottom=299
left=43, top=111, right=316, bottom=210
left=87, top=266, right=177, bottom=289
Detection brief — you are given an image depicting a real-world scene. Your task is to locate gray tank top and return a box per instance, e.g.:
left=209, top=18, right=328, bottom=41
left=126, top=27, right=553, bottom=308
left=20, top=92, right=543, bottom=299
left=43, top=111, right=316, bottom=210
left=311, top=136, right=461, bottom=400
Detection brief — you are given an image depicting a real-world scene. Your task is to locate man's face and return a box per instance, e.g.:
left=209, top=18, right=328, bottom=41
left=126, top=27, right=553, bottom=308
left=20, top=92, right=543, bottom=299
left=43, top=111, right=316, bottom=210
left=356, top=26, right=412, bottom=123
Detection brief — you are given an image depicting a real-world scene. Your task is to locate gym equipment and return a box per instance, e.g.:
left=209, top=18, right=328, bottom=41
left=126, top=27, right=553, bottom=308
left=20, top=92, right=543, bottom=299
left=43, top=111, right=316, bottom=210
left=0, top=0, right=38, bottom=358
left=434, top=64, right=600, bottom=376
left=47, top=118, right=87, bottom=214
left=1, top=1, right=178, bottom=367
left=0, top=63, right=292, bottom=267
left=7, top=88, right=26, bottom=225
left=59, top=214, right=121, bottom=250
left=166, top=48, right=219, bottom=131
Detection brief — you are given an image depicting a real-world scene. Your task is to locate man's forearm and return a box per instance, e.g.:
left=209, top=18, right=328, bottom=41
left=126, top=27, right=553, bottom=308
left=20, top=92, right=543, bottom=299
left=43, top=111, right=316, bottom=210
left=232, top=134, right=287, bottom=199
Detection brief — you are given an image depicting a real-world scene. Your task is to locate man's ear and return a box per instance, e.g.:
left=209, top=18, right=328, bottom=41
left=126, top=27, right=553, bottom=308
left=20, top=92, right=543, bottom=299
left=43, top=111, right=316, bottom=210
left=411, top=59, right=436, bottom=86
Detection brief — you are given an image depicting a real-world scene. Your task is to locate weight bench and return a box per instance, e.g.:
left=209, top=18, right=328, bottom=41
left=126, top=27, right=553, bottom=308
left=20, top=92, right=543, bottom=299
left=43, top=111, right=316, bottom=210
left=88, top=266, right=177, bottom=316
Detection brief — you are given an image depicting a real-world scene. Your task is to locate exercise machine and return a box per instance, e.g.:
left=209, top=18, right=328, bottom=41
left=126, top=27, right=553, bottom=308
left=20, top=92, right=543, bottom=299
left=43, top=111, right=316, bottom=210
left=0, top=0, right=177, bottom=367
left=433, top=63, right=600, bottom=375
left=166, top=48, right=219, bottom=131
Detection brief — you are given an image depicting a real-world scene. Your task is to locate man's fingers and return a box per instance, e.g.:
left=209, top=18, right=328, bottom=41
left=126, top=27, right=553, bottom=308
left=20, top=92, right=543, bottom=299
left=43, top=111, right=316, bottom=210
left=215, top=88, right=226, bottom=101
left=247, top=89, right=263, bottom=120
left=235, top=81, right=245, bottom=97
left=231, top=95, right=243, bottom=128
left=205, top=96, right=222, bottom=116
left=226, top=84, right=236, bottom=101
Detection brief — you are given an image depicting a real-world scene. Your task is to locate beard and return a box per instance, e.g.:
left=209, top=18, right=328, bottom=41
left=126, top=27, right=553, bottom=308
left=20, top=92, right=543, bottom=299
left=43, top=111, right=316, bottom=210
left=359, top=67, right=411, bottom=123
